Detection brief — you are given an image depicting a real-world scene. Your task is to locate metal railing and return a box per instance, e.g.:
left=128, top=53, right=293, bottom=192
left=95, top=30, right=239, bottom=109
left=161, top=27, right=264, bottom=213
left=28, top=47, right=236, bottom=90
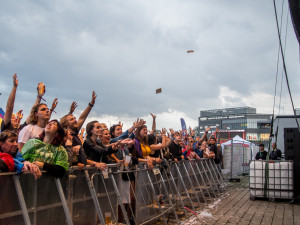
left=0, top=158, right=226, bottom=225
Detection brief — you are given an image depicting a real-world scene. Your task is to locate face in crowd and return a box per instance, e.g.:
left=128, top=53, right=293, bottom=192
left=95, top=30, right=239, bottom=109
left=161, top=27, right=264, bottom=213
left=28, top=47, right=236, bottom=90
left=102, top=129, right=111, bottom=142
left=0, top=134, right=18, bottom=155
left=201, top=141, right=207, bottom=149
left=65, top=115, right=78, bottom=130
left=45, top=120, right=59, bottom=136
left=210, top=138, right=216, bottom=145
left=10, top=114, right=19, bottom=129
left=112, top=125, right=123, bottom=138
left=36, top=104, right=50, bottom=121
left=139, top=126, right=148, bottom=138
left=91, top=122, right=103, bottom=137
left=259, top=145, right=264, bottom=151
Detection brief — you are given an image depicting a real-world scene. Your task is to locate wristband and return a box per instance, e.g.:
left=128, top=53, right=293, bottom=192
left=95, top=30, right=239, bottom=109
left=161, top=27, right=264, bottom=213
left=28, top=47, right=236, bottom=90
left=89, top=102, right=94, bottom=107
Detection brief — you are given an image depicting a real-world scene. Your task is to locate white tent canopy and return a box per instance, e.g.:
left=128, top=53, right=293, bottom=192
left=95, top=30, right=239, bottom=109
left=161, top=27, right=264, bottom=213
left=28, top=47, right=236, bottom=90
left=221, top=135, right=252, bottom=147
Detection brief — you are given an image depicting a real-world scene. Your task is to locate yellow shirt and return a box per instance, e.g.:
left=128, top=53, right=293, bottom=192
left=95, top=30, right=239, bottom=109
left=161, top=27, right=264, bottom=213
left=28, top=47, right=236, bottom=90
left=141, top=143, right=151, bottom=157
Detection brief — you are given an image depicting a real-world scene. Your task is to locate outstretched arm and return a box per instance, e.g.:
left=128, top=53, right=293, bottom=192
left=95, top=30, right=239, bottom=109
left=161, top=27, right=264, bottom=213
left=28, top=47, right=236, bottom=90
left=3, top=74, right=18, bottom=126
left=25, top=83, right=45, bottom=124
left=150, top=113, right=156, bottom=135
left=77, top=91, right=97, bottom=130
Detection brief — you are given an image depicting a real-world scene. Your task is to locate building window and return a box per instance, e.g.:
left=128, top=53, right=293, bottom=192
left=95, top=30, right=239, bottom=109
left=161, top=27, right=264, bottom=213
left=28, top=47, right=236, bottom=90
left=246, top=133, right=258, bottom=140
left=260, top=133, right=270, bottom=141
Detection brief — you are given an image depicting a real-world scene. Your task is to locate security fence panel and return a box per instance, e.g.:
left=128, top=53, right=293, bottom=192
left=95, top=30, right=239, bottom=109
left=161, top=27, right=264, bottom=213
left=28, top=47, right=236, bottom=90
left=223, top=142, right=253, bottom=179
left=69, top=168, right=97, bottom=225
left=0, top=160, right=227, bottom=225
left=0, top=173, right=28, bottom=225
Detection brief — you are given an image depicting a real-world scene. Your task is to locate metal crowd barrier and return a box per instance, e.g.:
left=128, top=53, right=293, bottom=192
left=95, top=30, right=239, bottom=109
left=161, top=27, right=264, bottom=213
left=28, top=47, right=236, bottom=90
left=0, top=158, right=226, bottom=225
left=222, top=141, right=253, bottom=180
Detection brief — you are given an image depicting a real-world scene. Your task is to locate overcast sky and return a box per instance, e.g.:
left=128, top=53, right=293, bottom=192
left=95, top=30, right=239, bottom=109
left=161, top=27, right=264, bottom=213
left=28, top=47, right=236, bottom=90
left=0, top=0, right=299, bottom=130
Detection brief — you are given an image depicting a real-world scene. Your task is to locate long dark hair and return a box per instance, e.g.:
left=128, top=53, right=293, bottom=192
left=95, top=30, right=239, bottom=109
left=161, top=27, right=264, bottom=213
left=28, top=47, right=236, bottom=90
left=135, top=125, right=148, bottom=145
left=109, top=124, right=121, bottom=138
left=86, top=120, right=99, bottom=137
left=39, top=120, right=65, bottom=146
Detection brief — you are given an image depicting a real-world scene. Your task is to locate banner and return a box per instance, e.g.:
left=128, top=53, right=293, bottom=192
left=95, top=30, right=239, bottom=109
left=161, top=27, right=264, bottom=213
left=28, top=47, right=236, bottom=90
left=180, top=118, right=186, bottom=131
left=0, top=108, right=5, bottom=128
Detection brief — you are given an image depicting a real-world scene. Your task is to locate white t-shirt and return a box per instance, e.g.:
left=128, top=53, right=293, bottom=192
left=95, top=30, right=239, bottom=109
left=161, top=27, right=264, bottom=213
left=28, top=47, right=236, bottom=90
left=18, top=124, right=45, bottom=144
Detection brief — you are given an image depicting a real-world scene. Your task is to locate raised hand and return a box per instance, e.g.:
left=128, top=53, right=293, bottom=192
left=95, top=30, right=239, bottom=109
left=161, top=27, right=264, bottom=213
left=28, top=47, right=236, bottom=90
left=90, top=91, right=97, bottom=105
left=150, top=113, right=156, bottom=119
left=205, top=126, right=211, bottom=133
left=50, top=98, right=58, bottom=113
left=13, top=73, right=18, bottom=87
left=69, top=101, right=78, bottom=114
left=16, top=110, right=23, bottom=121
left=118, top=121, right=123, bottom=128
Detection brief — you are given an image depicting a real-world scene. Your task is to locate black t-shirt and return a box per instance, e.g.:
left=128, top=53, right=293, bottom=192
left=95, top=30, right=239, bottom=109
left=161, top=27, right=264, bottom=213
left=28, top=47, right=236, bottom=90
left=255, top=151, right=268, bottom=160
left=169, top=141, right=182, bottom=161
left=0, top=121, right=11, bottom=132
left=71, top=129, right=82, bottom=146
left=209, top=144, right=217, bottom=154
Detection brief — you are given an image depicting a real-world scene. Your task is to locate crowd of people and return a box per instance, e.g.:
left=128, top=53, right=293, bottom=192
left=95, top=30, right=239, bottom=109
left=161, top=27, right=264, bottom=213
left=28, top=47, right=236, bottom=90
left=0, top=74, right=223, bottom=178
left=0, top=74, right=225, bottom=223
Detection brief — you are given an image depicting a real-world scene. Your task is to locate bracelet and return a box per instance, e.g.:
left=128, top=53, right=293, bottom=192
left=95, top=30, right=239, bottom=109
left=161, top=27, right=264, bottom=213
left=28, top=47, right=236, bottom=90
left=93, top=162, right=96, bottom=167
left=88, top=102, right=94, bottom=107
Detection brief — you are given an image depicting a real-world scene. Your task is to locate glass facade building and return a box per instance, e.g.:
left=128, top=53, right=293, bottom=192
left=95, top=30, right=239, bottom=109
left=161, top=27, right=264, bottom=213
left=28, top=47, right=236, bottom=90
left=198, top=107, right=271, bottom=145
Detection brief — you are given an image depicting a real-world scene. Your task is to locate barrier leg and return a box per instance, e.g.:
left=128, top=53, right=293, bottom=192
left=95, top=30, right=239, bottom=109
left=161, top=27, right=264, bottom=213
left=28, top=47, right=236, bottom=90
left=194, top=160, right=213, bottom=201
left=156, top=169, right=179, bottom=223
left=188, top=160, right=207, bottom=205
left=145, top=170, right=168, bottom=225
left=198, top=160, right=217, bottom=198
left=135, top=170, right=152, bottom=223
left=207, top=160, right=222, bottom=193
left=55, top=178, right=73, bottom=225
left=13, top=176, right=31, bottom=225
left=84, top=170, right=106, bottom=225
left=164, top=163, right=188, bottom=217
left=174, top=163, right=196, bottom=212
left=204, top=160, right=221, bottom=195
left=110, top=174, right=131, bottom=225
left=100, top=174, right=117, bottom=222
left=181, top=161, right=202, bottom=208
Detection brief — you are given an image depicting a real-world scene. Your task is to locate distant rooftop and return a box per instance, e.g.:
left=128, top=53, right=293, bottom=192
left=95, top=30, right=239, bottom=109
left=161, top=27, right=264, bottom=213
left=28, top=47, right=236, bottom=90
left=200, top=106, right=256, bottom=117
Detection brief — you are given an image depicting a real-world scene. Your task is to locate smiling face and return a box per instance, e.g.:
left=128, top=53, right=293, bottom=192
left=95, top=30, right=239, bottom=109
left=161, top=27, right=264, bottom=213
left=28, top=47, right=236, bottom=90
left=113, top=125, right=122, bottom=137
left=139, top=127, right=148, bottom=138
left=102, top=129, right=111, bottom=143
left=0, top=136, right=18, bottom=155
left=91, top=122, right=103, bottom=137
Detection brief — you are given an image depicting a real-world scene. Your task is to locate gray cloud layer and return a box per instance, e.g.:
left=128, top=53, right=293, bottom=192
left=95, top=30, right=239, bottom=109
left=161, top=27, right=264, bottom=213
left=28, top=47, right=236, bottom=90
left=0, top=0, right=299, bottom=129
